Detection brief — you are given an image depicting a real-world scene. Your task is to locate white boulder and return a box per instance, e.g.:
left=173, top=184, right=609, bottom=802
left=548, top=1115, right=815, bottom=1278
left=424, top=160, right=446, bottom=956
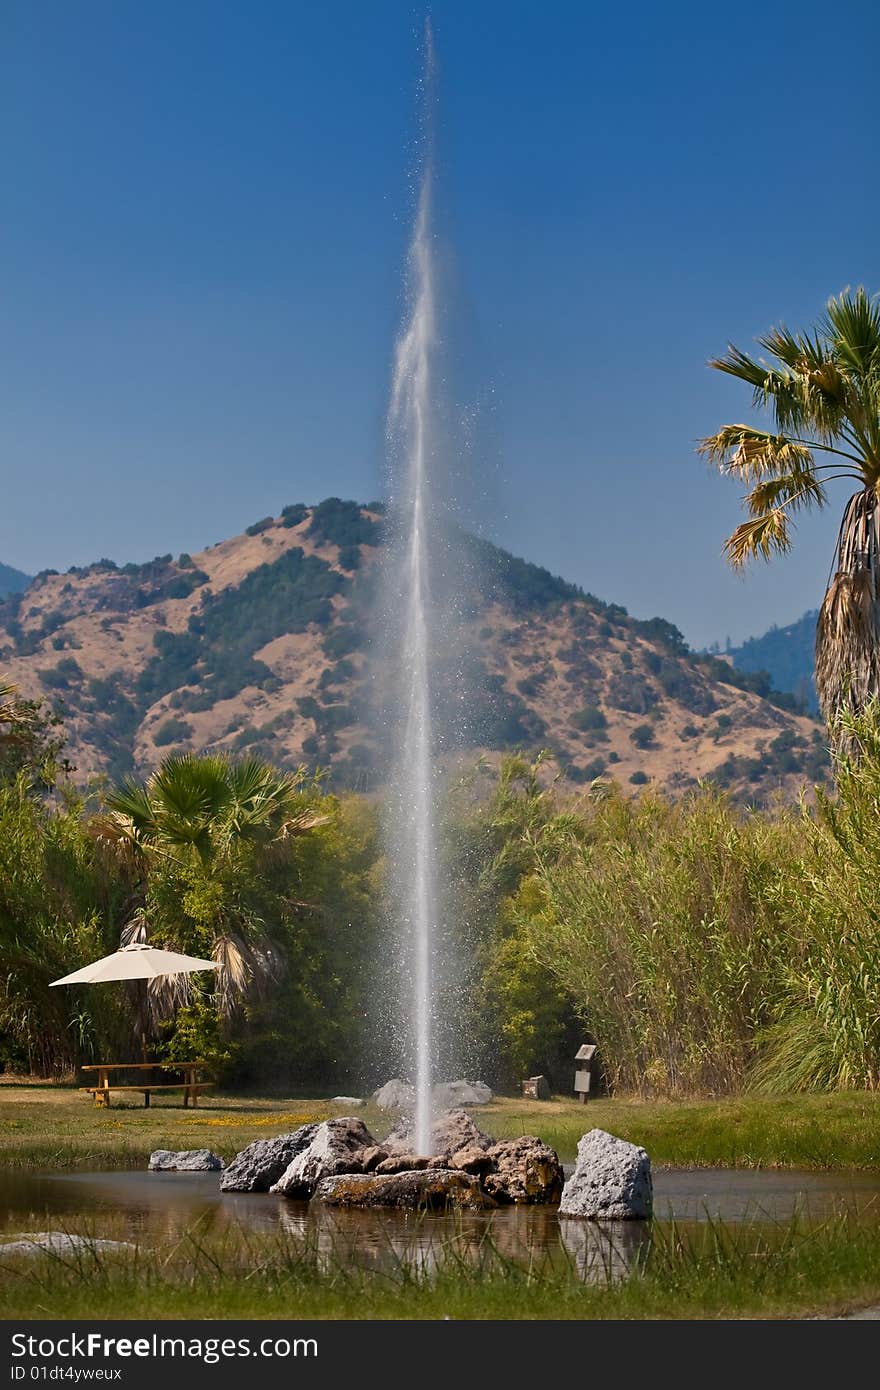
left=559, top=1128, right=652, bottom=1220
left=372, top=1079, right=415, bottom=1112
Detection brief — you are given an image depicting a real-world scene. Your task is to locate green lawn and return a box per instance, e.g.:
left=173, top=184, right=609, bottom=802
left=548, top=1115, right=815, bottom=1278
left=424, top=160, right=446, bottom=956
left=0, top=1084, right=878, bottom=1171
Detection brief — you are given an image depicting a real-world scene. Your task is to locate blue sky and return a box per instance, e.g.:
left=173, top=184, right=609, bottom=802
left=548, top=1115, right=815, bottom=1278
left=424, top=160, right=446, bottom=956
left=2, top=0, right=878, bottom=647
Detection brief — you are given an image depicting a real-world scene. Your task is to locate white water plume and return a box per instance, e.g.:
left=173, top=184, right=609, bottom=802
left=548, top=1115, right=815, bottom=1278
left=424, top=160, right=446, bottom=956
left=384, top=25, right=441, bottom=1157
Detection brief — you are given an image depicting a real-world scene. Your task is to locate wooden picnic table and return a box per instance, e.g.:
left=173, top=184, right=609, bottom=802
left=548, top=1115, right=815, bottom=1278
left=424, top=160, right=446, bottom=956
left=79, top=1061, right=212, bottom=1109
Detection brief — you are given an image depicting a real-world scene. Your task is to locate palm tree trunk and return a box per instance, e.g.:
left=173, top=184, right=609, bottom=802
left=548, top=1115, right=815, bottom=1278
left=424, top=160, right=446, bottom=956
left=816, top=489, right=880, bottom=728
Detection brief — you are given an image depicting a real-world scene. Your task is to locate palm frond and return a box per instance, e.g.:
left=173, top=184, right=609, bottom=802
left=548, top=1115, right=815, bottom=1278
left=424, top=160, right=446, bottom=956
left=698, top=425, right=814, bottom=480
left=708, top=345, right=771, bottom=390
left=119, top=909, right=149, bottom=947
left=724, top=511, right=791, bottom=567
left=212, top=933, right=253, bottom=1017
left=743, top=469, right=826, bottom=518
left=822, top=288, right=880, bottom=377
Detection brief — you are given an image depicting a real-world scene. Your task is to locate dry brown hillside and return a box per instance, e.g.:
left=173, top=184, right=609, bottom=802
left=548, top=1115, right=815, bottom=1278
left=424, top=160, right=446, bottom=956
left=0, top=500, right=827, bottom=797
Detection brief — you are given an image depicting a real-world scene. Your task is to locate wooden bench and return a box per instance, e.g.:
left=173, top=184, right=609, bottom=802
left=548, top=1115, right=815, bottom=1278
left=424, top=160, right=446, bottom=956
left=80, top=1062, right=212, bottom=1108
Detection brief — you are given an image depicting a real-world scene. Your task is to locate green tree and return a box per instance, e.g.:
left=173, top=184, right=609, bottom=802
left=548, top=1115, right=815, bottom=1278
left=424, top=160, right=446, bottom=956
left=0, top=678, right=69, bottom=786
left=92, top=754, right=331, bottom=1032
left=700, top=288, right=880, bottom=725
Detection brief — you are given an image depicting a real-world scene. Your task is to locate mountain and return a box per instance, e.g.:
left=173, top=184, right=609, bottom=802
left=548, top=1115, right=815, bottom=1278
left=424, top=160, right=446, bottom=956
left=0, top=500, right=827, bottom=797
left=0, top=562, right=31, bottom=599
left=727, top=611, right=818, bottom=715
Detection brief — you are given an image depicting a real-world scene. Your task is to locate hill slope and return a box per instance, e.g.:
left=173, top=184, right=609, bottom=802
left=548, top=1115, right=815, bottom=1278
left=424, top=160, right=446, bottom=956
left=727, top=611, right=818, bottom=714
left=0, top=501, right=827, bottom=797
left=0, top=562, right=31, bottom=598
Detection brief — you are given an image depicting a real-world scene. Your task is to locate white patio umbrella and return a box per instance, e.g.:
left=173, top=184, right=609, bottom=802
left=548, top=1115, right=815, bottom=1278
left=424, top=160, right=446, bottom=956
left=50, top=941, right=218, bottom=987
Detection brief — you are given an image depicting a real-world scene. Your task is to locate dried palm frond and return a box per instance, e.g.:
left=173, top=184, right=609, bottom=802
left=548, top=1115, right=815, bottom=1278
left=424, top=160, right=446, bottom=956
left=119, top=910, right=149, bottom=947
left=276, top=809, right=333, bottom=838
left=147, top=970, right=194, bottom=1021
left=211, top=933, right=254, bottom=1017
left=724, top=511, right=792, bottom=567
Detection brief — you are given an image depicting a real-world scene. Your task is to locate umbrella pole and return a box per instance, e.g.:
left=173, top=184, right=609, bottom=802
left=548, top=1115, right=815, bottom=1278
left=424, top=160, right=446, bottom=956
left=139, top=980, right=148, bottom=1063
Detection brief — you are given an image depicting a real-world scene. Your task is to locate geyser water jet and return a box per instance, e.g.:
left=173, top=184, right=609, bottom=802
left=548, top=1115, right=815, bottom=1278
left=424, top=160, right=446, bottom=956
left=385, top=24, right=440, bottom=1157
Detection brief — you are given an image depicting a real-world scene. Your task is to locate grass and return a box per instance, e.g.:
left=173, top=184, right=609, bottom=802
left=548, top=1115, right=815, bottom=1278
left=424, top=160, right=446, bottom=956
left=1, top=1209, right=879, bottom=1319
left=479, top=1093, right=880, bottom=1169
left=0, top=1085, right=878, bottom=1171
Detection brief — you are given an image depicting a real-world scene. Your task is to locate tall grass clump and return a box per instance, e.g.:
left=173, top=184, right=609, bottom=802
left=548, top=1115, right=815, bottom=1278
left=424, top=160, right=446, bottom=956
left=522, top=784, right=805, bottom=1096
left=753, top=703, right=880, bottom=1092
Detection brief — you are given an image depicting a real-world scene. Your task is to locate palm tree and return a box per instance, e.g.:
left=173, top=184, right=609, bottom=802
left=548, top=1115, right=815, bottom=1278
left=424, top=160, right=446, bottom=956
left=90, top=753, right=331, bottom=1025
left=700, top=287, right=880, bottom=726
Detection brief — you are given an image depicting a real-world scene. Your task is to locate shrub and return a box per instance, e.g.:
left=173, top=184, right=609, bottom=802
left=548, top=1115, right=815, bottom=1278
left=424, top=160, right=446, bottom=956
left=307, top=498, right=379, bottom=550
left=630, top=724, right=654, bottom=750
left=318, top=660, right=356, bottom=691
left=38, top=658, right=83, bottom=690
left=153, top=717, right=192, bottom=746
left=337, top=545, right=362, bottom=571
left=607, top=670, right=658, bottom=714
left=517, top=672, right=549, bottom=698
left=629, top=770, right=649, bottom=785
left=246, top=517, right=275, bottom=537
left=280, top=503, right=309, bottom=528
left=571, top=704, right=607, bottom=732
left=323, top=625, right=361, bottom=659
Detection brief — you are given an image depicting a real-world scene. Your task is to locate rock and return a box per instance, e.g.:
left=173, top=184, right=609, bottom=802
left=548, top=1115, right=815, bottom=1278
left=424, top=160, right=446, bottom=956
left=331, top=1096, right=365, bottom=1107
left=220, top=1125, right=319, bottom=1192
left=0, top=1232, right=135, bottom=1257
left=521, top=1074, right=551, bottom=1100
left=149, top=1148, right=224, bottom=1172
left=449, top=1145, right=493, bottom=1175
left=314, top=1169, right=494, bottom=1211
left=270, top=1118, right=375, bottom=1197
left=357, top=1145, right=389, bottom=1172
left=559, top=1128, right=652, bottom=1220
left=433, top=1079, right=493, bottom=1108
left=385, top=1108, right=494, bottom=1158
left=483, top=1136, right=564, bottom=1204
left=375, top=1153, right=429, bottom=1174
left=372, top=1079, right=415, bottom=1112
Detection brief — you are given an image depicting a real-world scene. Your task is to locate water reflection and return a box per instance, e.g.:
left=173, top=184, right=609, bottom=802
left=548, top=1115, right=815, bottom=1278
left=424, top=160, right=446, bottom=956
left=558, top=1217, right=651, bottom=1283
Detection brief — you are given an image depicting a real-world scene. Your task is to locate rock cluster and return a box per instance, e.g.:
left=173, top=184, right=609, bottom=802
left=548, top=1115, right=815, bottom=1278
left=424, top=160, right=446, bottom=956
left=220, top=1108, right=561, bottom=1210
left=214, top=1114, right=650, bottom=1218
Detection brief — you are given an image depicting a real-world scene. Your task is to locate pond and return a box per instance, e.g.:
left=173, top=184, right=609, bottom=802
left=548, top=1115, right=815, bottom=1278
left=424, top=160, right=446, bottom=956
left=2, top=1166, right=879, bottom=1282
left=1, top=1162, right=878, bottom=1278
